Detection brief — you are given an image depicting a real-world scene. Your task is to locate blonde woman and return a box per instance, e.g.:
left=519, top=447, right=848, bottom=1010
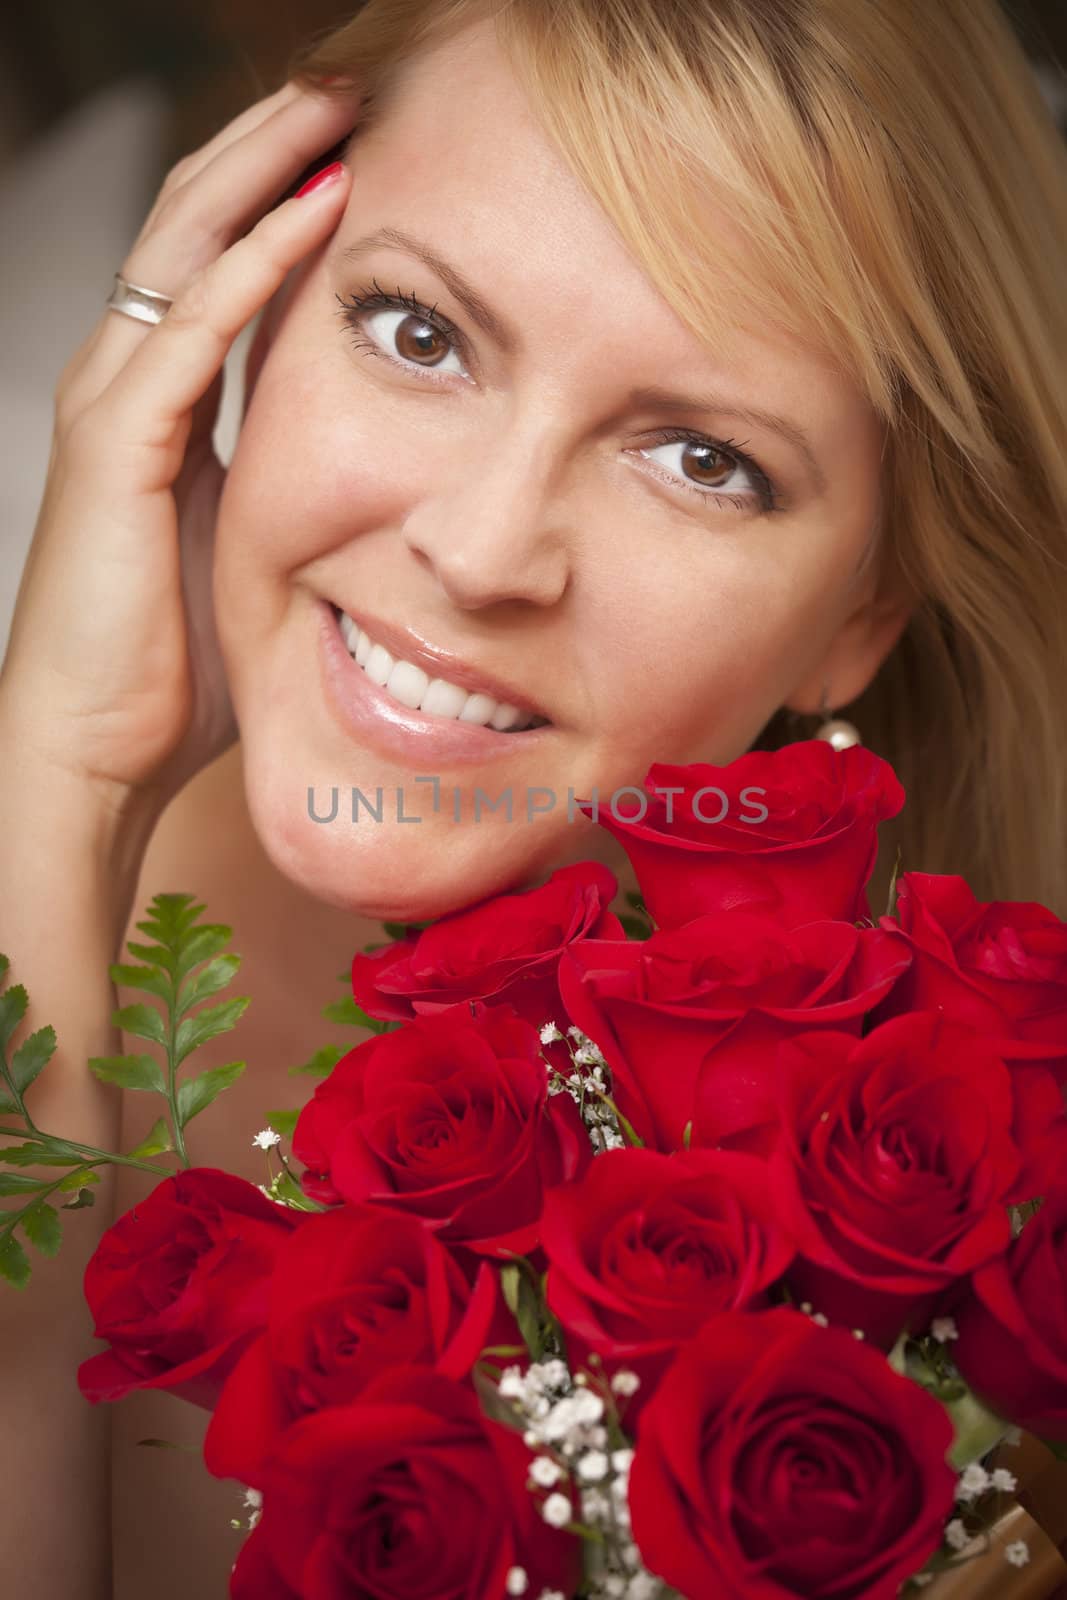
left=0, top=1, right=1064, bottom=1593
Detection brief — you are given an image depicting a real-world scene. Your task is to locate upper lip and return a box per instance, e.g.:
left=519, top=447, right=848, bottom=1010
left=330, top=601, right=552, bottom=722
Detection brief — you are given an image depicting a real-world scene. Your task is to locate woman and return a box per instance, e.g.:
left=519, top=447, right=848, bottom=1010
left=0, top=0, right=1064, bottom=1593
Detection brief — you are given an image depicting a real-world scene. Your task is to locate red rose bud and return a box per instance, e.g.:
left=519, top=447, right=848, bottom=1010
left=558, top=911, right=910, bottom=1152
left=350, top=861, right=624, bottom=1062
left=577, top=740, right=904, bottom=932
left=292, top=1003, right=590, bottom=1255
left=78, top=1169, right=300, bottom=1409
left=953, top=1186, right=1067, bottom=1442
left=628, top=1308, right=956, bottom=1600
left=204, top=1204, right=498, bottom=1488
left=874, top=871, right=1067, bottom=1081
left=770, top=1011, right=1050, bottom=1346
left=542, top=1146, right=795, bottom=1420
left=228, top=1368, right=581, bottom=1600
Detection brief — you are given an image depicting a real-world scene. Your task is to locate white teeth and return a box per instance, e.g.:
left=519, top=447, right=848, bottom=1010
left=385, top=659, right=429, bottom=710
left=363, top=642, right=395, bottom=688
left=421, top=678, right=469, bottom=717
left=336, top=609, right=546, bottom=731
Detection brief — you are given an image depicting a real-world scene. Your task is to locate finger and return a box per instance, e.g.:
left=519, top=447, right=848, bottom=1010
left=63, top=84, right=361, bottom=413
left=77, top=166, right=353, bottom=496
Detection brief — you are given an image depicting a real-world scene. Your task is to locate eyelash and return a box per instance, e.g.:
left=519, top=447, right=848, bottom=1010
left=335, top=281, right=786, bottom=516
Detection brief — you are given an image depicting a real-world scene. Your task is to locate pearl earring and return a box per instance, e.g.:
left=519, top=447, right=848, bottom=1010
left=814, top=687, right=863, bottom=750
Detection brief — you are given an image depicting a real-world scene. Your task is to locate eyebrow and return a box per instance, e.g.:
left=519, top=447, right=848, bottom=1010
left=338, top=226, right=826, bottom=491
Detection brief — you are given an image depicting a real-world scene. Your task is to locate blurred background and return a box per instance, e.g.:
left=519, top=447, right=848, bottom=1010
left=0, top=0, right=1064, bottom=651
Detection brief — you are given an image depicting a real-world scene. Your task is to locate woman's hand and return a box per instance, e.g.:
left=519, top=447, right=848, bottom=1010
left=0, top=78, right=357, bottom=822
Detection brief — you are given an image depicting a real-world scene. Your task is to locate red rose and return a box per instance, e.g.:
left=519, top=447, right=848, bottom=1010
left=229, top=1367, right=581, bottom=1600
left=78, top=1169, right=299, bottom=1409
left=292, top=1003, right=591, bottom=1255
left=628, top=1308, right=956, bottom=1600
left=770, top=1012, right=1046, bottom=1345
left=953, top=1187, right=1067, bottom=1441
left=204, top=1204, right=499, bottom=1488
left=558, top=912, right=909, bottom=1152
left=580, top=741, right=904, bottom=931
left=542, top=1147, right=794, bottom=1416
left=874, top=871, right=1067, bottom=1081
left=351, top=863, right=624, bottom=1075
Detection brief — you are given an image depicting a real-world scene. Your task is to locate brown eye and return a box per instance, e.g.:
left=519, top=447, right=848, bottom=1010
left=678, top=440, right=734, bottom=488
left=394, top=314, right=452, bottom=367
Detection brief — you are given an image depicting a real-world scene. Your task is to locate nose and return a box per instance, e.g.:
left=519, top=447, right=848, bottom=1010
left=399, top=425, right=573, bottom=610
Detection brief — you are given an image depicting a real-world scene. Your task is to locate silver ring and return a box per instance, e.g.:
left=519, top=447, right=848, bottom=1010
left=105, top=273, right=174, bottom=326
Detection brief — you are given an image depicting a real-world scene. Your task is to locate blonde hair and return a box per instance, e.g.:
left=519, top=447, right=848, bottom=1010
left=291, top=0, right=1067, bottom=917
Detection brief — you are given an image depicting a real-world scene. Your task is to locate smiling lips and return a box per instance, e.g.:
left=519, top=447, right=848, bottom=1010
left=330, top=603, right=551, bottom=731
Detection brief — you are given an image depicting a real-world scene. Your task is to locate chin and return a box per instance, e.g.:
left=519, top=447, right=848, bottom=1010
left=239, top=750, right=578, bottom=922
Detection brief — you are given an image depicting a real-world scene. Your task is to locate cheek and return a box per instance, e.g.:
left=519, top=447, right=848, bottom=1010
left=581, top=543, right=844, bottom=757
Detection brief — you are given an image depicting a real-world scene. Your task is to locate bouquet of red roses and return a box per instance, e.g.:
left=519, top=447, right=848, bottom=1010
left=3, top=740, right=1067, bottom=1599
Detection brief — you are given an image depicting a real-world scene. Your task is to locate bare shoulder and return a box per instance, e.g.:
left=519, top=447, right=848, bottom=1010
left=109, top=743, right=382, bottom=1598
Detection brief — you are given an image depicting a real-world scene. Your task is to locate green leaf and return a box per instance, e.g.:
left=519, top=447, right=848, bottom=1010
left=56, top=1167, right=100, bottom=1192
left=618, top=913, right=652, bottom=941
left=0, top=1171, right=52, bottom=1195
left=113, top=1003, right=167, bottom=1048
left=499, top=1262, right=521, bottom=1319
left=0, top=983, right=28, bottom=1055
left=358, top=942, right=391, bottom=956
left=623, top=891, right=647, bottom=912
left=269, top=1168, right=323, bottom=1212
left=21, top=1201, right=61, bottom=1258
left=378, top=920, right=432, bottom=942
left=322, top=996, right=391, bottom=1031
left=125, top=940, right=176, bottom=976
left=109, top=963, right=172, bottom=1002
left=176, top=1060, right=246, bottom=1125
left=0, top=1231, right=30, bottom=1289
left=0, top=1085, right=20, bottom=1116
left=0, top=1141, right=85, bottom=1167
left=174, top=925, right=233, bottom=985
left=89, top=1053, right=166, bottom=1093
left=264, top=1108, right=299, bottom=1142
left=176, top=954, right=241, bottom=1018
left=1045, top=1438, right=1067, bottom=1463
left=0, top=953, right=9, bottom=986
left=61, top=1188, right=96, bottom=1211
left=125, top=1117, right=174, bottom=1161
left=682, top=1120, right=693, bottom=1151
left=173, top=998, right=249, bottom=1068
left=289, top=1043, right=346, bottom=1079
left=10, top=1026, right=56, bottom=1096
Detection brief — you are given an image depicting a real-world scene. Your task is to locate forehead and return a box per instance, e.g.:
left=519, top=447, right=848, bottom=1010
left=332, top=16, right=873, bottom=434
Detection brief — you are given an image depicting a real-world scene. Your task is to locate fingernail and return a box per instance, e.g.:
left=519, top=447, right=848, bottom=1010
left=295, top=161, right=345, bottom=198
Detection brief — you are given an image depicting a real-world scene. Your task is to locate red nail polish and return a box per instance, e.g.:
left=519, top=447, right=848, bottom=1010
left=295, top=160, right=345, bottom=198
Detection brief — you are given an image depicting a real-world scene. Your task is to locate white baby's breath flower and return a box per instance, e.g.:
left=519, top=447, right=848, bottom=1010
left=252, top=1128, right=282, bottom=1150
left=957, top=1463, right=991, bottom=1504
left=611, top=1448, right=635, bottom=1475
left=541, top=1492, right=572, bottom=1528
left=1002, top=1425, right=1023, bottom=1448
left=610, top=1370, right=641, bottom=1396
left=811, top=1312, right=829, bottom=1328
left=577, top=1450, right=609, bottom=1482
left=1005, top=1541, right=1030, bottom=1568
left=991, top=1467, right=1018, bottom=1493
left=944, top=1519, right=969, bottom=1551
left=540, top=1022, right=564, bottom=1044
left=242, top=1488, right=262, bottom=1510
left=930, top=1317, right=959, bottom=1343
left=506, top=1567, right=529, bottom=1595
left=528, top=1455, right=563, bottom=1488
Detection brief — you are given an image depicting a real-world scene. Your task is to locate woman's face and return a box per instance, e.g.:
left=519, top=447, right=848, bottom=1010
left=214, top=19, right=904, bottom=920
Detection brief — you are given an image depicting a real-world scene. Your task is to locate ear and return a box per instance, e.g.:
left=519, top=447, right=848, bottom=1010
left=784, top=560, right=914, bottom=716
